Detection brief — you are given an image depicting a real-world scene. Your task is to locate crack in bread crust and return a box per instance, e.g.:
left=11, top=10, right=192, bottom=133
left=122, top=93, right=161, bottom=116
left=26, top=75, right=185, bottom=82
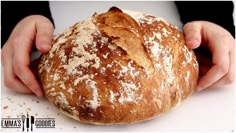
left=95, top=8, right=154, bottom=73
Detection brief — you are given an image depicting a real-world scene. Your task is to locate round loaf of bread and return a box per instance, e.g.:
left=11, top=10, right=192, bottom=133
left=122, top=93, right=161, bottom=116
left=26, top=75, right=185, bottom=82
left=38, top=7, right=199, bottom=125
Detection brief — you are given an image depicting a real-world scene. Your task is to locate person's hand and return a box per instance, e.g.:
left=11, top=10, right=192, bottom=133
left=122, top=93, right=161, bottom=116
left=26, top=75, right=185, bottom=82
left=1, top=15, right=54, bottom=97
left=183, top=21, right=235, bottom=91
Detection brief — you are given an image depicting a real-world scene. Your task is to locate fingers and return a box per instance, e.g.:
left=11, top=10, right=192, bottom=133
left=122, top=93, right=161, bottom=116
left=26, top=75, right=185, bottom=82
left=197, top=63, right=228, bottom=91
left=184, top=21, right=235, bottom=91
left=183, top=22, right=202, bottom=49
left=4, top=65, right=33, bottom=94
left=13, top=37, right=44, bottom=97
left=196, top=32, right=230, bottom=91
left=35, top=17, right=54, bottom=53
left=2, top=43, right=32, bottom=94
left=203, top=42, right=235, bottom=89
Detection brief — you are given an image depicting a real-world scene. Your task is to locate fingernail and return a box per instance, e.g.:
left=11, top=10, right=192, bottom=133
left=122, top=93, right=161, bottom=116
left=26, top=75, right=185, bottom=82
left=186, top=39, right=199, bottom=49
left=187, top=39, right=197, bottom=44
left=41, top=44, right=51, bottom=51
left=35, top=89, right=43, bottom=97
left=197, top=86, right=204, bottom=91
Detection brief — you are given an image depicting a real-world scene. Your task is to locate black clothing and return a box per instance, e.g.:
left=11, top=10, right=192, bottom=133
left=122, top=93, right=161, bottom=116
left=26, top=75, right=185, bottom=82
left=1, top=1, right=54, bottom=47
left=1, top=1, right=235, bottom=48
left=175, top=1, right=235, bottom=38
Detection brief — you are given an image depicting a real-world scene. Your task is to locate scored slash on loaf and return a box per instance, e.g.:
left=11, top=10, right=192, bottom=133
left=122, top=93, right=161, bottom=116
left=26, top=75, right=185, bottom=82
left=38, top=7, right=199, bottom=125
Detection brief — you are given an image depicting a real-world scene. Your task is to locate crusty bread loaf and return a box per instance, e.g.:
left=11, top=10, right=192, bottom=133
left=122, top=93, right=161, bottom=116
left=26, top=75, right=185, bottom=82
left=38, top=7, right=199, bottom=125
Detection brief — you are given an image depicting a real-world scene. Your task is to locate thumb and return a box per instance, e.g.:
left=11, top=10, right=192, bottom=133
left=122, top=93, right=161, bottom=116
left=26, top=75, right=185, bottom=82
left=35, top=16, right=54, bottom=53
left=183, top=21, right=202, bottom=49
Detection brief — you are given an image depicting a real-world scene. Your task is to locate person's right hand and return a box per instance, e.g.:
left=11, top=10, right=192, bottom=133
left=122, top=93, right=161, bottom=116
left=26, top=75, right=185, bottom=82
left=183, top=21, right=235, bottom=91
left=1, top=15, right=54, bottom=97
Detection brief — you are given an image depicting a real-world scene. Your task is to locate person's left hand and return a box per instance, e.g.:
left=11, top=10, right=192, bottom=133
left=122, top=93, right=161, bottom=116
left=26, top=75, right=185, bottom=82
left=183, top=21, right=235, bottom=91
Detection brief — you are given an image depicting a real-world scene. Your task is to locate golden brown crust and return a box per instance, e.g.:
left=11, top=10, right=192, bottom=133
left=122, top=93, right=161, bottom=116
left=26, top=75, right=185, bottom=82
left=38, top=7, right=199, bottom=125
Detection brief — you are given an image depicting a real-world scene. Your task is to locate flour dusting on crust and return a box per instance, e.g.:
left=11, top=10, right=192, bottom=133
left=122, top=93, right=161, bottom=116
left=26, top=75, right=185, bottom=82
left=38, top=7, right=199, bottom=125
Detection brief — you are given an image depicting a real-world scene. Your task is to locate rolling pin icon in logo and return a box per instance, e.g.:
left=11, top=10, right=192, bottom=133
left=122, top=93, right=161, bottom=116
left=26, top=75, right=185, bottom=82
left=21, top=113, right=35, bottom=132
left=31, top=116, right=35, bottom=131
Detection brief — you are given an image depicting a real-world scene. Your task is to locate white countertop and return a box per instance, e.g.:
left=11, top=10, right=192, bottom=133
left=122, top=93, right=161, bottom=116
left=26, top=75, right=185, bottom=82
left=1, top=1, right=235, bottom=132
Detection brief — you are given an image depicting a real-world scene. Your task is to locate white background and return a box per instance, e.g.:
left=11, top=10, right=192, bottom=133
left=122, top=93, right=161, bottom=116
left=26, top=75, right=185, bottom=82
left=1, top=1, right=235, bottom=132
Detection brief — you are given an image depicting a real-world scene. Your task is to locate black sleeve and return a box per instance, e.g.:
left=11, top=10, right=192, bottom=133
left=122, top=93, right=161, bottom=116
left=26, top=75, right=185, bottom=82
left=175, top=1, right=235, bottom=38
left=1, top=1, right=55, bottom=47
